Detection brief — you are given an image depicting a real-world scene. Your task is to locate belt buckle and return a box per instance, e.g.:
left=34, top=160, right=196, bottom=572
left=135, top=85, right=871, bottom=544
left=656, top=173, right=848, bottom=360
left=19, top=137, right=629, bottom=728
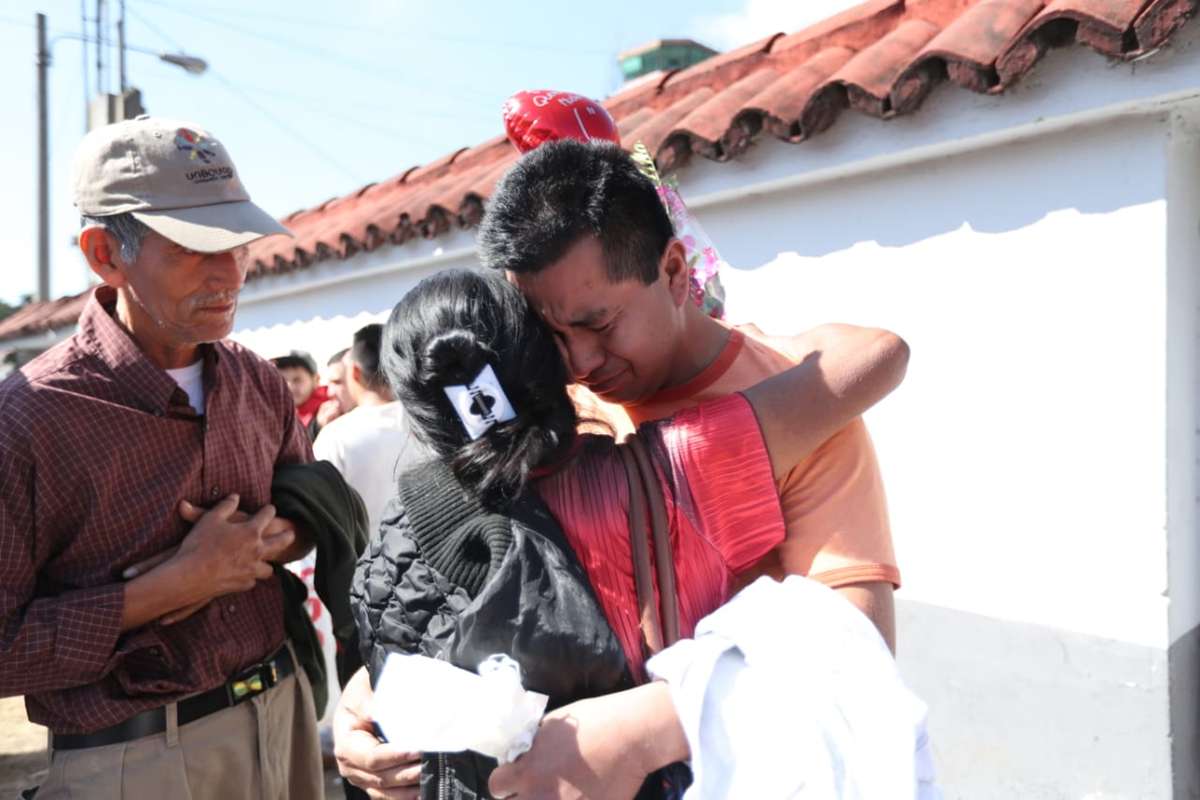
left=227, top=658, right=279, bottom=705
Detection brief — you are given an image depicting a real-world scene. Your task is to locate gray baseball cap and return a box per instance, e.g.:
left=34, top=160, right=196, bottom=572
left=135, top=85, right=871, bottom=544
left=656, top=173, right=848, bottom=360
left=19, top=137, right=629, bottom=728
left=71, top=115, right=292, bottom=253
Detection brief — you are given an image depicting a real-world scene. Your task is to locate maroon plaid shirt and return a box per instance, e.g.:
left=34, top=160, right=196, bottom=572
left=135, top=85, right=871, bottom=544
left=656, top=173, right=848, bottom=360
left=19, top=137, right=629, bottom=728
left=0, top=286, right=312, bottom=733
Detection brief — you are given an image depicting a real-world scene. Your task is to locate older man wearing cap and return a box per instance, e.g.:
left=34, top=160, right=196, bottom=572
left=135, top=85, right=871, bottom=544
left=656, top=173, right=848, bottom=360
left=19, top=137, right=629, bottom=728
left=0, top=116, right=324, bottom=798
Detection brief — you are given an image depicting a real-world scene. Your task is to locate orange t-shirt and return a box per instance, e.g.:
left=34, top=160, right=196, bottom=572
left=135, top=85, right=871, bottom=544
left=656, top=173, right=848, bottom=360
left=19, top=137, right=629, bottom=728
left=575, top=326, right=900, bottom=591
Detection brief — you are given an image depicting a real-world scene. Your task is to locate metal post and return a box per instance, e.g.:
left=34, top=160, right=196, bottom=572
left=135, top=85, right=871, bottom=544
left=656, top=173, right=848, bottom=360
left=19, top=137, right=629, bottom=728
left=117, top=17, right=126, bottom=94
left=36, top=13, right=51, bottom=304
left=95, top=0, right=103, bottom=97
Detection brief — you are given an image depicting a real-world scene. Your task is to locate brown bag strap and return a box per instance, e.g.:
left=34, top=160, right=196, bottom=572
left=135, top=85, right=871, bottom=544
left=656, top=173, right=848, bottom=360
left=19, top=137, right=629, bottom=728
left=618, top=433, right=679, bottom=658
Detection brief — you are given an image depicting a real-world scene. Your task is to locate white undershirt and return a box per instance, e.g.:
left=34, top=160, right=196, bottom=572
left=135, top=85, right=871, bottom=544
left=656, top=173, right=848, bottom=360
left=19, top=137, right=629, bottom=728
left=165, top=360, right=206, bottom=414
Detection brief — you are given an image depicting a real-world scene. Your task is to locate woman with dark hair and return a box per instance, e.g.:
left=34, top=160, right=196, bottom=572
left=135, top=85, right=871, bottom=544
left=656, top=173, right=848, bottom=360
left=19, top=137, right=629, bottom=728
left=350, top=268, right=910, bottom=799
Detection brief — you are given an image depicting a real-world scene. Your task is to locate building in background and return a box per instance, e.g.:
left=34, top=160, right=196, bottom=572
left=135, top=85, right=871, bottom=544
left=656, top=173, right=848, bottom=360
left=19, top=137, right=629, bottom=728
left=617, top=37, right=716, bottom=83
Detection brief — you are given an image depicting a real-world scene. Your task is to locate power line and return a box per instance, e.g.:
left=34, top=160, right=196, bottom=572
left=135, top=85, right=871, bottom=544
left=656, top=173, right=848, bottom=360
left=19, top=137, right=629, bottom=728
left=202, top=67, right=367, bottom=185
left=150, top=70, right=486, bottom=153
left=125, top=3, right=501, bottom=109
left=134, top=0, right=613, bottom=56
left=210, top=77, right=495, bottom=124
left=119, top=5, right=508, bottom=189
left=121, top=6, right=492, bottom=175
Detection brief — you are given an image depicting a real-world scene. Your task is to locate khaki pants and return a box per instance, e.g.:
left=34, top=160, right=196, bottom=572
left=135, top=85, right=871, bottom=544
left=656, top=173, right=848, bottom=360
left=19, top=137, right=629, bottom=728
left=36, top=668, right=322, bottom=799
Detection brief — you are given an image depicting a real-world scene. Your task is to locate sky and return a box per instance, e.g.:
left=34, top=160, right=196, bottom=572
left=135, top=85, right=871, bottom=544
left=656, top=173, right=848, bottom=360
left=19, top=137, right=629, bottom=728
left=0, top=0, right=861, bottom=307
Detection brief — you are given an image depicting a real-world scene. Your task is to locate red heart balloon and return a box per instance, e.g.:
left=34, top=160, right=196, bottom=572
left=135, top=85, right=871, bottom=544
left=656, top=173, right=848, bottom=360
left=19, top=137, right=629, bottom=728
left=503, top=90, right=620, bottom=154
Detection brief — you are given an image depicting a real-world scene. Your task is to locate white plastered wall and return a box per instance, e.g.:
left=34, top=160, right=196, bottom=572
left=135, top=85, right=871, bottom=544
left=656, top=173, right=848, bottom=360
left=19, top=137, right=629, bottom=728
left=712, top=116, right=1170, bottom=649
left=1165, top=100, right=1200, bottom=656
left=229, top=229, right=481, bottom=366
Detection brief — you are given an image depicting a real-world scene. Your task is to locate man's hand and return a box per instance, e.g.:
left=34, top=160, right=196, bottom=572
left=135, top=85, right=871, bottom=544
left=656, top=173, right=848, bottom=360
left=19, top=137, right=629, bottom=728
left=316, top=397, right=344, bottom=429
left=166, top=494, right=281, bottom=593
left=123, top=499, right=296, bottom=574
left=334, top=666, right=422, bottom=799
left=176, top=499, right=301, bottom=563
left=488, top=682, right=687, bottom=800
left=120, top=494, right=283, bottom=631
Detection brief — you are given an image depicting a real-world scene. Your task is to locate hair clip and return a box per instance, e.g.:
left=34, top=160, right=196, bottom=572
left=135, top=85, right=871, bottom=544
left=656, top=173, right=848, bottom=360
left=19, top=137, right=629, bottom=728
left=443, top=364, right=517, bottom=440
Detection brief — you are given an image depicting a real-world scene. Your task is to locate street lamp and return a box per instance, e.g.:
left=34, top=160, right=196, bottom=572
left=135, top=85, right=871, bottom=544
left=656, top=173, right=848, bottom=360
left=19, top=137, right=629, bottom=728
left=35, top=12, right=207, bottom=303
left=156, top=52, right=208, bottom=75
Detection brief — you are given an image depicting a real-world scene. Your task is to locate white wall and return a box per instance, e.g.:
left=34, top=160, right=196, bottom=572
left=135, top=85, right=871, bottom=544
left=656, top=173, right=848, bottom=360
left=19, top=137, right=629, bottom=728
left=711, top=116, right=1172, bottom=649
left=229, top=229, right=481, bottom=364
left=1165, top=104, right=1200, bottom=646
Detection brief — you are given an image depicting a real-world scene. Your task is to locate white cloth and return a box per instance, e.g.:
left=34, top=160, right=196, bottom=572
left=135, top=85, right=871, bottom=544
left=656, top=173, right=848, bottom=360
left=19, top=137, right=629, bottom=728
left=372, top=652, right=548, bottom=764
left=312, top=401, right=422, bottom=535
left=646, top=576, right=941, bottom=800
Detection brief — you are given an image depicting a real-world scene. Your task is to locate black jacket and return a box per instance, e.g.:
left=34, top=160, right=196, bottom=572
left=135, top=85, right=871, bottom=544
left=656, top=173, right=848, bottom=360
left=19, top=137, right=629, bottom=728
left=272, top=459, right=370, bottom=718
left=352, top=458, right=666, bottom=799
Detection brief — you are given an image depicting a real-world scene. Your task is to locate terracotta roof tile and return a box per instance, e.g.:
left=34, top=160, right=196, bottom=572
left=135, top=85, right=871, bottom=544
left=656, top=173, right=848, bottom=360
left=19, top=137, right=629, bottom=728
left=669, top=69, right=782, bottom=162
left=615, top=107, right=658, bottom=145
left=996, top=0, right=1175, bottom=80
left=771, top=0, right=907, bottom=67
left=6, top=0, right=1196, bottom=341
left=1135, top=0, right=1197, bottom=45
left=837, top=19, right=944, bottom=117
left=618, top=88, right=718, bottom=172
left=896, top=0, right=1045, bottom=104
left=0, top=289, right=91, bottom=342
left=741, top=47, right=857, bottom=142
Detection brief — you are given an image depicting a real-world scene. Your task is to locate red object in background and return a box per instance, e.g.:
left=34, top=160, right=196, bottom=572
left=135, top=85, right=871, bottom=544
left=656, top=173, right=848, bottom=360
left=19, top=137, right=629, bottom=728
left=296, top=384, right=330, bottom=428
left=503, top=90, right=619, bottom=154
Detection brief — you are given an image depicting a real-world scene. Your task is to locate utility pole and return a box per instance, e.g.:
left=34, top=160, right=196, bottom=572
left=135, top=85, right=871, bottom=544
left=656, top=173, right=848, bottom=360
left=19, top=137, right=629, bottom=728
left=36, top=13, right=50, bottom=304
left=118, top=17, right=127, bottom=94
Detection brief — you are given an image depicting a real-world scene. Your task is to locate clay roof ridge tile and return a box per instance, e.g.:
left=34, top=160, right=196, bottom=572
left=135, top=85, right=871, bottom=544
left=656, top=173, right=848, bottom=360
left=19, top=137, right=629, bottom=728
left=631, top=88, right=719, bottom=174
left=746, top=46, right=857, bottom=142
left=773, top=0, right=906, bottom=66
left=1132, top=0, right=1198, bottom=53
left=605, top=72, right=671, bottom=116
left=827, top=18, right=942, bottom=118
left=669, top=69, right=781, bottom=162
left=891, top=0, right=1047, bottom=110
left=997, top=0, right=1160, bottom=82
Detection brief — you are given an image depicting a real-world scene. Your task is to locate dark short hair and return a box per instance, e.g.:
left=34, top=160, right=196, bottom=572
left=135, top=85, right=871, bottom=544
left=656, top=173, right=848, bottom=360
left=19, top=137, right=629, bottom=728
left=327, top=348, right=349, bottom=366
left=382, top=269, right=576, bottom=507
left=350, top=324, right=386, bottom=391
left=270, top=351, right=317, bottom=375
left=477, top=140, right=673, bottom=286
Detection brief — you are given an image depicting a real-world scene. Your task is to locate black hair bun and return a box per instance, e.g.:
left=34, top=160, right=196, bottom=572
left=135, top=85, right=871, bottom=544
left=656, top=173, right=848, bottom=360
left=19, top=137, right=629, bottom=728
left=422, top=329, right=492, bottom=387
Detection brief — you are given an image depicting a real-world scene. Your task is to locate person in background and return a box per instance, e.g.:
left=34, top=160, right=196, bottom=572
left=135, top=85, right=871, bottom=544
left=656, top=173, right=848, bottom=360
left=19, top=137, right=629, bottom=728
left=271, top=350, right=329, bottom=440
left=0, top=115, right=323, bottom=799
left=317, top=348, right=354, bottom=430
left=314, top=325, right=427, bottom=537
left=309, top=325, right=425, bottom=799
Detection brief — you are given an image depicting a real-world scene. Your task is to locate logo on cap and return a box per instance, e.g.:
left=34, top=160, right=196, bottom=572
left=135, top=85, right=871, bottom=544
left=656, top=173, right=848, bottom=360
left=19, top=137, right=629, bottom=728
left=175, top=128, right=219, bottom=164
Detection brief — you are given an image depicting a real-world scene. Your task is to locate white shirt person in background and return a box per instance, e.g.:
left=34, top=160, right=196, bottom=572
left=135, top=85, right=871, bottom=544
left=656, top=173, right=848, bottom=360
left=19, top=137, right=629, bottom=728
left=315, top=347, right=356, bottom=431
left=313, top=323, right=428, bottom=535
